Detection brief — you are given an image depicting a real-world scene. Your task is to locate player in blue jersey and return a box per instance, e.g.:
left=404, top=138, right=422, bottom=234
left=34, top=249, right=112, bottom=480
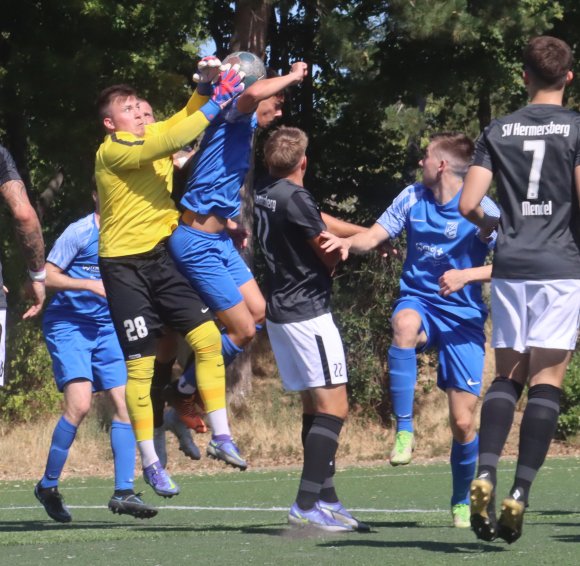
left=167, top=59, right=308, bottom=468
left=323, top=133, right=498, bottom=528
left=35, top=192, right=157, bottom=523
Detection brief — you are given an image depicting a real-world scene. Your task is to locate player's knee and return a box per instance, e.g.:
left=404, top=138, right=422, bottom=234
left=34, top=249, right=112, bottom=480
left=186, top=321, right=222, bottom=359
left=64, top=401, right=91, bottom=425
left=392, top=312, right=421, bottom=347
left=231, top=319, right=256, bottom=346
left=450, top=414, right=475, bottom=442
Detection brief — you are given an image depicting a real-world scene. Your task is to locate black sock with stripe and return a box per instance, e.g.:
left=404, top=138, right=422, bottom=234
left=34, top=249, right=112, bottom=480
left=510, top=384, right=561, bottom=503
left=296, top=413, right=343, bottom=510
left=476, top=377, right=524, bottom=489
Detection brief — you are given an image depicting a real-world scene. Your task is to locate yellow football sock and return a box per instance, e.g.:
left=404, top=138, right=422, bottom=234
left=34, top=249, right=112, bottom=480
left=185, top=321, right=225, bottom=413
left=125, top=356, right=155, bottom=442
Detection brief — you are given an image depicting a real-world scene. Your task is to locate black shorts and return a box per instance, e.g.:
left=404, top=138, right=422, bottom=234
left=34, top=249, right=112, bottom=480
left=99, top=243, right=212, bottom=360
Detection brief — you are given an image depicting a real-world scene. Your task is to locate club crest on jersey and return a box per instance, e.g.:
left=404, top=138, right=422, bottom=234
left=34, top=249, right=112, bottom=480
left=444, top=221, right=458, bottom=239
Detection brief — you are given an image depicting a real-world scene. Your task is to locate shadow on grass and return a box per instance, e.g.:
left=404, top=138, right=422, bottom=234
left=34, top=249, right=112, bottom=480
left=534, top=510, right=580, bottom=517
left=241, top=521, right=423, bottom=537
left=317, top=539, right=505, bottom=554
left=551, top=534, right=580, bottom=543
left=0, top=519, right=282, bottom=535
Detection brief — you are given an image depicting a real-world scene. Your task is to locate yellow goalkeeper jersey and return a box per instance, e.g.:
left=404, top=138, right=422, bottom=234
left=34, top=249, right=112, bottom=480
left=96, top=92, right=212, bottom=257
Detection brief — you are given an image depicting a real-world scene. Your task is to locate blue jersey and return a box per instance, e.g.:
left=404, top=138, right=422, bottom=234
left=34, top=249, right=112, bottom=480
left=44, top=214, right=111, bottom=325
left=377, top=183, right=499, bottom=319
left=181, top=101, right=257, bottom=219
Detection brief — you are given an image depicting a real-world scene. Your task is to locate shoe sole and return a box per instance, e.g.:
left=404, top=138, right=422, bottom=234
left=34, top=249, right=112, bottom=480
left=288, top=514, right=352, bottom=532
left=108, top=501, right=158, bottom=519
left=497, top=498, right=524, bottom=544
left=207, top=448, right=247, bottom=471
left=469, top=479, right=496, bottom=541
left=319, top=507, right=371, bottom=532
left=143, top=478, right=180, bottom=498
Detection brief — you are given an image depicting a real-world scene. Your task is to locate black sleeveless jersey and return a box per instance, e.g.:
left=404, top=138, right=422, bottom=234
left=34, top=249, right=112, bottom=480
left=254, top=176, right=331, bottom=323
left=472, top=104, right=580, bottom=280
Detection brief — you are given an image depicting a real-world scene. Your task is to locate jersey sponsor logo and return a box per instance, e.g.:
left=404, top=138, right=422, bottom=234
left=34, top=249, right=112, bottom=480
left=444, top=221, right=458, bottom=239
left=201, top=307, right=210, bottom=313
left=415, top=242, right=445, bottom=260
left=81, top=265, right=100, bottom=275
left=521, top=200, right=552, bottom=216
left=254, top=193, right=277, bottom=212
left=501, top=121, right=571, bottom=138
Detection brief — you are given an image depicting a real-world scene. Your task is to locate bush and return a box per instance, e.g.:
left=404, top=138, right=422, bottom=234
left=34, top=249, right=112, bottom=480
left=557, top=350, right=580, bottom=440
left=0, top=316, right=60, bottom=422
left=333, top=251, right=402, bottom=418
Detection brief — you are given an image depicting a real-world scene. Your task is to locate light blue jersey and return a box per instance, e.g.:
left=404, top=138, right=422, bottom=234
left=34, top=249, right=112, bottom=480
left=181, top=100, right=257, bottom=218
left=377, top=183, right=499, bottom=320
left=44, top=214, right=111, bottom=325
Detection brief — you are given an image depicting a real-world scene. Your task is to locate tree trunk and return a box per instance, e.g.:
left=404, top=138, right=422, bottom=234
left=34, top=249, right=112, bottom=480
left=226, top=1, right=272, bottom=407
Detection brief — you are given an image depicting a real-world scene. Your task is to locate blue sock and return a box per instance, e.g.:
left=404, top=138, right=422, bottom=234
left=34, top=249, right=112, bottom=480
left=388, top=346, right=417, bottom=433
left=111, top=421, right=136, bottom=492
left=450, top=434, right=479, bottom=505
left=221, top=333, right=244, bottom=366
left=183, top=332, right=245, bottom=388
left=183, top=362, right=197, bottom=388
left=40, top=416, right=77, bottom=488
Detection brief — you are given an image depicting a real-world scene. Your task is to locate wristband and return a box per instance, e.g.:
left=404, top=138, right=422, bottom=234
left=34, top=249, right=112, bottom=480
left=29, top=268, right=47, bottom=282
left=199, top=99, right=221, bottom=122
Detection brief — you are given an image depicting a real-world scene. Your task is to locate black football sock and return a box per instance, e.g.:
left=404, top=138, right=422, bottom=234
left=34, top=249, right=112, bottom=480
left=476, top=377, right=524, bottom=489
left=296, top=413, right=343, bottom=510
left=151, top=358, right=175, bottom=428
left=301, top=413, right=315, bottom=449
left=510, top=384, right=561, bottom=503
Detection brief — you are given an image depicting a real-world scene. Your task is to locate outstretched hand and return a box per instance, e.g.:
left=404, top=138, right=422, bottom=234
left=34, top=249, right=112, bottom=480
left=377, top=240, right=400, bottom=260
left=22, top=280, right=45, bottom=319
left=320, top=231, right=349, bottom=262
left=193, top=56, right=223, bottom=96
left=211, top=64, right=246, bottom=108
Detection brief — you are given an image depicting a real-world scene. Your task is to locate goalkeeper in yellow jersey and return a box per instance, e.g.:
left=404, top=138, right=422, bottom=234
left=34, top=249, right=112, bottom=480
left=94, top=61, right=244, bottom=498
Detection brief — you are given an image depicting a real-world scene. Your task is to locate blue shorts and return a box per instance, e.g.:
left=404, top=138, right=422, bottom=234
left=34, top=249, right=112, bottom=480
left=43, top=319, right=127, bottom=393
left=393, top=296, right=486, bottom=396
left=168, top=222, right=254, bottom=312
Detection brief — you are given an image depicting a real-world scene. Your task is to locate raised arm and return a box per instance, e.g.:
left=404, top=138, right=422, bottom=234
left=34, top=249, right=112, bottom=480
left=459, top=165, right=497, bottom=237
left=236, top=62, right=308, bottom=114
left=0, top=177, right=46, bottom=318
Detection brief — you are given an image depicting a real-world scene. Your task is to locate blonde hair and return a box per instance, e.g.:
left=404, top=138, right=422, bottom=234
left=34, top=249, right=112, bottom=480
left=264, top=127, right=308, bottom=177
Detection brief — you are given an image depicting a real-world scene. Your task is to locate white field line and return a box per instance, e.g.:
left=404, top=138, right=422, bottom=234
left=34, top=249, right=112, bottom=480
left=0, top=504, right=444, bottom=514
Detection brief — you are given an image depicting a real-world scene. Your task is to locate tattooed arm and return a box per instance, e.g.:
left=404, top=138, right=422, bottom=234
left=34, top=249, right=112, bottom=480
left=0, top=179, right=46, bottom=318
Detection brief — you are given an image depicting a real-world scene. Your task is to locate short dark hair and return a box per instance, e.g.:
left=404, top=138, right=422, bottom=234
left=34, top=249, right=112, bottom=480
left=264, top=127, right=308, bottom=177
left=430, top=132, right=474, bottom=178
left=523, top=36, right=573, bottom=90
left=96, top=84, right=136, bottom=121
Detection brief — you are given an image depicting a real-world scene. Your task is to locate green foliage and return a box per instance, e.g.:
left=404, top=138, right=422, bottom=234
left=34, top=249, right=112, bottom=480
left=332, top=250, right=402, bottom=416
left=557, top=351, right=580, bottom=440
left=0, top=317, right=60, bottom=422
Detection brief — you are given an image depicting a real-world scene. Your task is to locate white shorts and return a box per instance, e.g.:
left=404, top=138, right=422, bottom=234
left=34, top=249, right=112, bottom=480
left=266, top=313, right=348, bottom=391
left=0, top=309, right=5, bottom=386
left=491, top=278, right=580, bottom=353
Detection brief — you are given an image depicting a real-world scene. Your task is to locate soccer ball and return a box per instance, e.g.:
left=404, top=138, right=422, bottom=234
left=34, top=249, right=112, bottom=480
left=222, top=51, right=266, bottom=88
